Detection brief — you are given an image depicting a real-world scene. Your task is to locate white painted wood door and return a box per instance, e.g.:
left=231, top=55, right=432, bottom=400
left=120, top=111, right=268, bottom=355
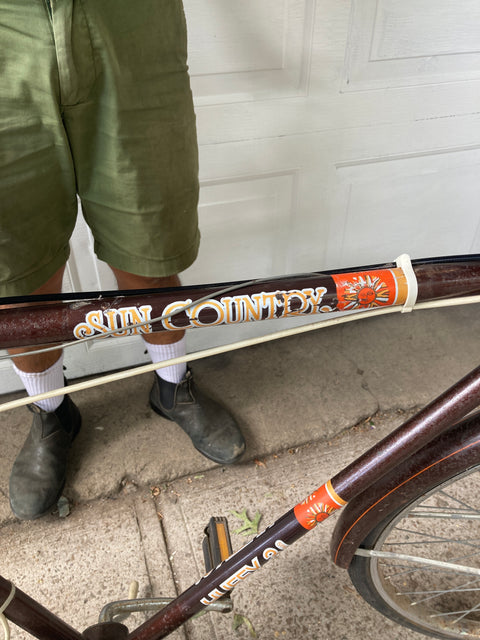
left=2, top=0, right=480, bottom=391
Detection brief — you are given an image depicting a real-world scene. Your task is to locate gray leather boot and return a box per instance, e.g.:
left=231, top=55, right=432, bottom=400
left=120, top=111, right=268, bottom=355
left=9, top=396, right=81, bottom=520
left=149, top=369, right=245, bottom=465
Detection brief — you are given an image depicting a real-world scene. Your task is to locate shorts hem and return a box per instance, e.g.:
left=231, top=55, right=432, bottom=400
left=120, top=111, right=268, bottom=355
left=0, top=248, right=70, bottom=298
left=95, top=231, right=201, bottom=279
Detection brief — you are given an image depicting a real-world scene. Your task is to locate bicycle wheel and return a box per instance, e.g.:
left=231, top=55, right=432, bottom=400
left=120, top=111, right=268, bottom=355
left=348, top=464, right=480, bottom=639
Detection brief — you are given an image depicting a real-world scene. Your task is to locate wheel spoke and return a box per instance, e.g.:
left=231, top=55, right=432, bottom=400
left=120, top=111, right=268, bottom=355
left=350, top=466, right=480, bottom=638
left=356, top=549, right=480, bottom=577
left=398, top=578, right=480, bottom=605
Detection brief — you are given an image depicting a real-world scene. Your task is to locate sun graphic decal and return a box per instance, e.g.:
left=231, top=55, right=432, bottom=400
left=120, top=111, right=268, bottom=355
left=304, top=502, right=336, bottom=529
left=332, top=269, right=400, bottom=311
left=294, top=481, right=347, bottom=530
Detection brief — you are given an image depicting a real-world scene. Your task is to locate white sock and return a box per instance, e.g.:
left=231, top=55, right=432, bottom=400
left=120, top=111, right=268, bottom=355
left=13, top=354, right=65, bottom=412
left=143, top=336, right=187, bottom=384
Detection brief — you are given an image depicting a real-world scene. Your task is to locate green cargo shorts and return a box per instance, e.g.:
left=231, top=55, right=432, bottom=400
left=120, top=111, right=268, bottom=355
left=0, top=0, right=200, bottom=297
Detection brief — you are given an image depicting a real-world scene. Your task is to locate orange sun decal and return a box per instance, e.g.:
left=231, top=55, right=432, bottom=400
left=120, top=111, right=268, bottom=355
left=332, top=270, right=400, bottom=311
left=294, top=481, right=347, bottom=530
left=303, top=502, right=337, bottom=529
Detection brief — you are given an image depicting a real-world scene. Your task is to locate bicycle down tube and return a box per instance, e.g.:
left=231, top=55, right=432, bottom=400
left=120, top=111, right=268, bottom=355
left=125, top=363, right=480, bottom=640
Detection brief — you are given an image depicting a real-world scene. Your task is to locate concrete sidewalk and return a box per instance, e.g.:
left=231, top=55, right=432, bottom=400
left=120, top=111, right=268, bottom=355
left=0, top=304, right=478, bottom=639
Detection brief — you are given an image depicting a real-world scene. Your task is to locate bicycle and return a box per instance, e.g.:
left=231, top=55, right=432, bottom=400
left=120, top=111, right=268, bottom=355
left=0, top=254, right=479, bottom=640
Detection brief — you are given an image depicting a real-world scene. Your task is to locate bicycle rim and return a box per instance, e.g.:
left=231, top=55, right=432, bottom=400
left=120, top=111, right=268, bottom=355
left=348, top=464, right=480, bottom=639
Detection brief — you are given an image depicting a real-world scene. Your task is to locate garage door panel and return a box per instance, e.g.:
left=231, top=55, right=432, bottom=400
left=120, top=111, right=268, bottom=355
left=344, top=0, right=480, bottom=90
left=183, top=172, right=298, bottom=283
left=329, top=149, right=480, bottom=266
left=186, top=0, right=315, bottom=102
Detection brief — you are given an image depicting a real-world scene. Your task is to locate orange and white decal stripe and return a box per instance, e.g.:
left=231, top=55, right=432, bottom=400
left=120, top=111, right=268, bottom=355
left=294, top=480, right=347, bottom=531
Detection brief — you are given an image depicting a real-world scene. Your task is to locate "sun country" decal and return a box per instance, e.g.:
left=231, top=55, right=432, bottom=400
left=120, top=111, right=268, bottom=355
left=161, top=287, right=331, bottom=330
left=73, top=305, right=153, bottom=339
left=71, top=269, right=408, bottom=340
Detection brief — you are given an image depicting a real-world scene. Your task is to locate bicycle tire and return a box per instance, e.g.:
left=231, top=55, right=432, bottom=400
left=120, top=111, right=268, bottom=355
left=348, top=463, right=480, bottom=639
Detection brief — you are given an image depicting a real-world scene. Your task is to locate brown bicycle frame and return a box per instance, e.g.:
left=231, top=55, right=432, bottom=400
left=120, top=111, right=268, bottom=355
left=0, top=257, right=479, bottom=349
left=0, top=364, right=478, bottom=640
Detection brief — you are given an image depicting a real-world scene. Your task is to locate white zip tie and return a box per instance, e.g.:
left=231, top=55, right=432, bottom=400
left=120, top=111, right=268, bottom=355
left=396, top=254, right=418, bottom=313
left=0, top=583, right=15, bottom=640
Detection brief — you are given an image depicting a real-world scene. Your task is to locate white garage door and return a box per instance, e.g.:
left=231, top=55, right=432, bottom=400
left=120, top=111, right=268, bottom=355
left=2, top=0, right=480, bottom=390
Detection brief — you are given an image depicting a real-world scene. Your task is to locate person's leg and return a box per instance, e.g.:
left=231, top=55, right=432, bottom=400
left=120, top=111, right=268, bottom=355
left=112, top=267, right=246, bottom=465
left=8, top=267, right=65, bottom=408
left=1, top=0, right=82, bottom=519
left=61, top=0, right=245, bottom=464
left=7, top=266, right=82, bottom=520
left=112, top=268, right=187, bottom=381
